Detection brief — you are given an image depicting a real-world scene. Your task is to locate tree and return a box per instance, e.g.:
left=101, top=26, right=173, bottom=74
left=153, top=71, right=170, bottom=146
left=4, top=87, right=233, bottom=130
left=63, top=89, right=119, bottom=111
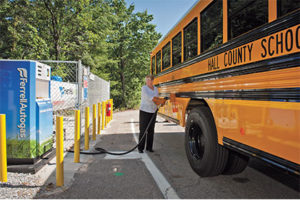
left=0, top=0, right=161, bottom=109
left=0, top=0, right=49, bottom=59
left=107, top=0, right=161, bottom=108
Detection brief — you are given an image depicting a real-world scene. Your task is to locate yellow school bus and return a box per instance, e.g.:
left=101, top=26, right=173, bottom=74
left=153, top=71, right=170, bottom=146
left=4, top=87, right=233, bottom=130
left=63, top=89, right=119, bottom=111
left=150, top=0, right=300, bottom=177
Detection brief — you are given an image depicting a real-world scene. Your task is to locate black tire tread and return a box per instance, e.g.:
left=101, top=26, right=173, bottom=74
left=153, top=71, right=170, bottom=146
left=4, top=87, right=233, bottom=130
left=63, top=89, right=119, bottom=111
left=222, top=151, right=249, bottom=175
left=185, top=106, right=228, bottom=177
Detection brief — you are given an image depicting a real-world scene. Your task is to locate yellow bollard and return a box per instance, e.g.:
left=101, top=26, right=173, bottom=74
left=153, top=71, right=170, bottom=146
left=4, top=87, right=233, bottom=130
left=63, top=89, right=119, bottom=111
left=0, top=114, right=7, bottom=183
left=105, top=100, right=108, bottom=127
left=110, top=99, right=113, bottom=122
left=111, top=99, right=113, bottom=120
left=56, top=116, right=64, bottom=187
left=74, top=110, right=80, bottom=163
left=85, top=107, right=89, bottom=150
left=108, top=99, right=111, bottom=123
left=102, top=101, right=106, bottom=129
left=97, top=102, right=101, bottom=134
left=92, top=104, right=96, bottom=141
left=107, top=100, right=110, bottom=125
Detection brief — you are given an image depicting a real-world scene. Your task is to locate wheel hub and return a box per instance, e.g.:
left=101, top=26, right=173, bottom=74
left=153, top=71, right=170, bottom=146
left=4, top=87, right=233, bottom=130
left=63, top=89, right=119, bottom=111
left=188, top=122, right=205, bottom=160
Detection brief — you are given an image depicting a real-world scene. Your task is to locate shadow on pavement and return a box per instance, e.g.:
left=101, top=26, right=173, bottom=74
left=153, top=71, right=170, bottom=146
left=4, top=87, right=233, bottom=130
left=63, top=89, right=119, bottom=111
left=248, top=158, right=300, bottom=192
left=33, top=127, right=300, bottom=199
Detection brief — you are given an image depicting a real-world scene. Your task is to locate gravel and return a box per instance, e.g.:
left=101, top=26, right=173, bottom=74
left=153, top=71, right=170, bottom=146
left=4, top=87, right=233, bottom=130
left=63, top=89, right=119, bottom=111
left=0, top=172, right=43, bottom=199
left=0, top=115, right=81, bottom=199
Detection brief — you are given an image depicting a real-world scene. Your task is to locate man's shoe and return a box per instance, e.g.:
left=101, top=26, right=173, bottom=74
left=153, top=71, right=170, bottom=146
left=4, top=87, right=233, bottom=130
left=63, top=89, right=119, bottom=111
left=147, top=149, right=154, bottom=153
left=138, top=150, right=144, bottom=153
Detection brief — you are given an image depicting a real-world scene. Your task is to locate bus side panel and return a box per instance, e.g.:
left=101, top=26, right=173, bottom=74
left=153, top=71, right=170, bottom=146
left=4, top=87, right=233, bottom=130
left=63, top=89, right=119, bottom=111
left=158, top=97, right=190, bottom=126
left=175, top=97, right=190, bottom=126
left=207, top=99, right=300, bottom=165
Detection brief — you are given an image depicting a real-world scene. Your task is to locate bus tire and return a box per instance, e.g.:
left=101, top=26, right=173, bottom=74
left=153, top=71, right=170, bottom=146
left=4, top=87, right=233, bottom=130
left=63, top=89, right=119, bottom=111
left=222, top=150, right=249, bottom=175
left=185, top=107, right=228, bottom=177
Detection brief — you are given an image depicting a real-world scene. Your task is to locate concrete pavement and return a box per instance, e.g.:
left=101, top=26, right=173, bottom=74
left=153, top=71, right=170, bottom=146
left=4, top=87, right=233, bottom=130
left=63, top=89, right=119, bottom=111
left=34, top=110, right=170, bottom=199
left=34, top=110, right=300, bottom=199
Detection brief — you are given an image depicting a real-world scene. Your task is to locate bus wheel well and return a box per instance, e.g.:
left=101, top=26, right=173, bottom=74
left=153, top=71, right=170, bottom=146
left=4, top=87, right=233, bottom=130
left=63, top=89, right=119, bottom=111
left=187, top=99, right=209, bottom=113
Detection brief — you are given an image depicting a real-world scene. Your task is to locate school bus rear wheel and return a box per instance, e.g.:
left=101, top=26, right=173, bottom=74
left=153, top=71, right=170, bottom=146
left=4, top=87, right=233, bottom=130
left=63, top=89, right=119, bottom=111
left=222, top=150, right=249, bottom=175
left=185, top=106, right=229, bottom=177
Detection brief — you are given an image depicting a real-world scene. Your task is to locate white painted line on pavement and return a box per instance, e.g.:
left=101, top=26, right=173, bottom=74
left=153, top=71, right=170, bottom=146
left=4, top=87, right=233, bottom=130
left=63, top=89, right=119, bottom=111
left=130, top=118, right=180, bottom=199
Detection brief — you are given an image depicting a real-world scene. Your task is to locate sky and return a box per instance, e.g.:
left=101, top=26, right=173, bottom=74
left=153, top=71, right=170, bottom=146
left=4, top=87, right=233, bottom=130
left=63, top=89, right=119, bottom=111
left=125, top=0, right=199, bottom=39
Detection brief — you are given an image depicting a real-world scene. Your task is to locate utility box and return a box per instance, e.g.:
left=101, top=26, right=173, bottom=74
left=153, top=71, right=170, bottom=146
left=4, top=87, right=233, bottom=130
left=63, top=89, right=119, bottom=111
left=0, top=60, right=53, bottom=164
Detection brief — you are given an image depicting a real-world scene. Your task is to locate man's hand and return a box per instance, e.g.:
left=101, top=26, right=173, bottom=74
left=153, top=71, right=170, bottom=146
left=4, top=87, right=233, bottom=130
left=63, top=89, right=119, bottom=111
left=152, top=97, right=167, bottom=106
left=160, top=99, right=166, bottom=107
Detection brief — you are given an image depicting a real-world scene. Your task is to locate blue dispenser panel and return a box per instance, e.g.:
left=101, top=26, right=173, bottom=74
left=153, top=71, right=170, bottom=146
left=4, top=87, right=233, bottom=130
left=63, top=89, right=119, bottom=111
left=36, top=99, right=53, bottom=155
left=0, top=60, right=37, bottom=158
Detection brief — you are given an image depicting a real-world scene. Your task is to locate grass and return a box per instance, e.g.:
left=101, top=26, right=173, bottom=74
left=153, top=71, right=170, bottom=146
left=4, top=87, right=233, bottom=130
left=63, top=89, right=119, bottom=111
left=6, top=138, right=53, bottom=159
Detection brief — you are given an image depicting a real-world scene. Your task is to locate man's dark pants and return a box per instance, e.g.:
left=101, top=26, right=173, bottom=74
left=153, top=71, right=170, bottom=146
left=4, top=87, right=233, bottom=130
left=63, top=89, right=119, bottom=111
left=138, top=110, right=157, bottom=151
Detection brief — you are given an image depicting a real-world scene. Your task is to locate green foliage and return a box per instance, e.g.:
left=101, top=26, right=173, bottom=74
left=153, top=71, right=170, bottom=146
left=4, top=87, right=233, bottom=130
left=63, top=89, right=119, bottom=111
left=107, top=0, right=161, bottom=109
left=0, top=0, right=50, bottom=59
left=0, top=0, right=161, bottom=109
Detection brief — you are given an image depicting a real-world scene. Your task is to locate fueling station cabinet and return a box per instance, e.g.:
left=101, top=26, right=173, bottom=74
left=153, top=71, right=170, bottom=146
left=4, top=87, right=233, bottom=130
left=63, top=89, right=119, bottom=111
left=0, top=60, right=53, bottom=164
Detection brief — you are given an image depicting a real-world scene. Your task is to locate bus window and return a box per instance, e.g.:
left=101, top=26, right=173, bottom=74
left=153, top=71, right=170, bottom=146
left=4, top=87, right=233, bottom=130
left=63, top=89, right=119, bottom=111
left=201, top=0, right=223, bottom=52
left=156, top=51, right=161, bottom=74
left=278, top=0, right=300, bottom=18
left=151, top=56, right=155, bottom=75
left=162, top=42, right=171, bottom=70
left=184, top=18, right=198, bottom=61
left=228, top=0, right=268, bottom=39
left=172, top=32, right=182, bottom=66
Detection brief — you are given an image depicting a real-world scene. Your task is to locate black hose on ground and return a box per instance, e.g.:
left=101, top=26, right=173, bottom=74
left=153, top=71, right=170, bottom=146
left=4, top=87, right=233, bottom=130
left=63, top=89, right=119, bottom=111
left=67, top=108, right=159, bottom=155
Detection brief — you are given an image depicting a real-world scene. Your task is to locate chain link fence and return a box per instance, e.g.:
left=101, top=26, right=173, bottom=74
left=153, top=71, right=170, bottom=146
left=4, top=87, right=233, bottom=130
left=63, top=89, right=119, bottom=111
left=88, top=72, right=110, bottom=107
left=39, top=60, right=110, bottom=151
left=84, top=72, right=110, bottom=134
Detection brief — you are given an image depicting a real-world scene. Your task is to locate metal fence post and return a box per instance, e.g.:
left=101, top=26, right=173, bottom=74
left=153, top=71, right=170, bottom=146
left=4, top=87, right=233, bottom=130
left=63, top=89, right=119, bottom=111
left=78, top=60, right=83, bottom=136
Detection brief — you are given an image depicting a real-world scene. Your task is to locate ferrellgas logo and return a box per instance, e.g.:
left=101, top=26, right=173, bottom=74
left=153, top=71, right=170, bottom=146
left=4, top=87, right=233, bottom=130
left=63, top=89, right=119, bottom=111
left=17, top=67, right=28, bottom=138
left=17, top=68, right=27, bottom=78
left=59, top=86, right=73, bottom=97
